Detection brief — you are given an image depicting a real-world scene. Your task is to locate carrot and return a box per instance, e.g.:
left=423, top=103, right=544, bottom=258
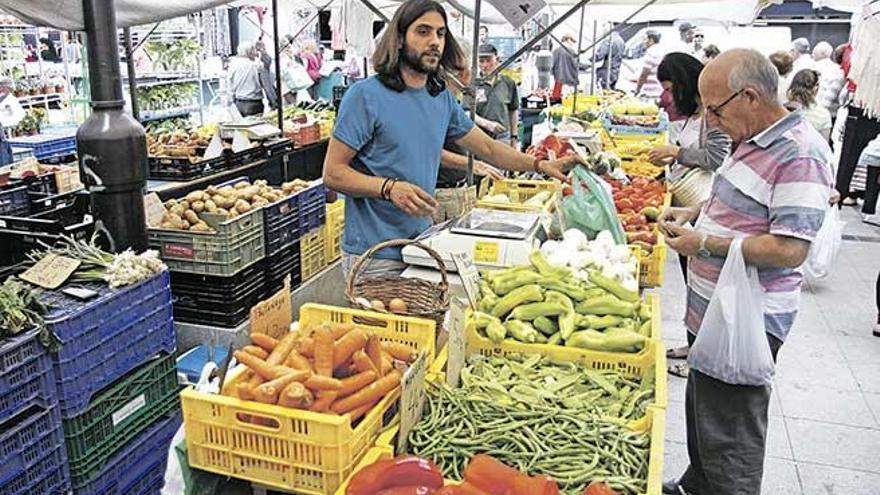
left=309, top=390, right=339, bottom=412
left=333, top=329, right=368, bottom=369
left=380, top=351, right=393, bottom=377
left=330, top=323, right=356, bottom=340
left=234, top=351, right=279, bottom=380
left=296, top=336, right=315, bottom=358
left=381, top=342, right=419, bottom=362
left=338, top=370, right=377, bottom=398
left=331, top=369, right=402, bottom=414
left=313, top=326, right=334, bottom=377
left=253, top=384, right=278, bottom=404
left=278, top=382, right=314, bottom=409
left=285, top=349, right=313, bottom=372
left=242, top=345, right=269, bottom=360
left=236, top=382, right=255, bottom=400
left=304, top=374, right=343, bottom=392
left=352, top=350, right=379, bottom=375
left=266, top=331, right=299, bottom=366
left=366, top=336, right=383, bottom=375
left=346, top=399, right=378, bottom=422
left=251, top=333, right=278, bottom=352
left=255, top=369, right=311, bottom=403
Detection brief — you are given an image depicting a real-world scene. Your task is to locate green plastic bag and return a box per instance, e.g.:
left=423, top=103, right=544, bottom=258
left=558, top=166, right=626, bottom=244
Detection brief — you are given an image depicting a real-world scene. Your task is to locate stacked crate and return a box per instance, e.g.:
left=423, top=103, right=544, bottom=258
left=38, top=271, right=181, bottom=494
left=0, top=329, right=70, bottom=495
left=264, top=179, right=327, bottom=291
left=323, top=199, right=344, bottom=264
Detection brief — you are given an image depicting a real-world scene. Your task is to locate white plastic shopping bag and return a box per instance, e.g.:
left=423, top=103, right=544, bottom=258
left=688, top=238, right=775, bottom=386
left=804, top=206, right=844, bottom=281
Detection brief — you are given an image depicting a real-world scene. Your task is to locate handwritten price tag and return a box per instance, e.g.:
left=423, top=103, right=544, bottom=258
left=249, top=276, right=292, bottom=339
left=447, top=297, right=467, bottom=388
left=450, top=251, right=482, bottom=310
left=20, top=254, right=80, bottom=289
left=397, top=351, right=428, bottom=453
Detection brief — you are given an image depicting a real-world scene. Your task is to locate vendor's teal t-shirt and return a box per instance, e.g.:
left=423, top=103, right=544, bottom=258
left=333, top=76, right=474, bottom=260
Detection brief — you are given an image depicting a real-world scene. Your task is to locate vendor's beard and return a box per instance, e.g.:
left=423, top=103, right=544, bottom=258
left=402, top=44, right=441, bottom=74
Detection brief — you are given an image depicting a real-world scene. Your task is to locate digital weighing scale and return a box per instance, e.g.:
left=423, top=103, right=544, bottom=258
left=402, top=208, right=546, bottom=272
left=220, top=119, right=282, bottom=140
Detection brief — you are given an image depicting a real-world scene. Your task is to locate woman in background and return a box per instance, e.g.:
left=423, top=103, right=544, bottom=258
left=786, top=69, right=832, bottom=141
left=300, top=40, right=324, bottom=100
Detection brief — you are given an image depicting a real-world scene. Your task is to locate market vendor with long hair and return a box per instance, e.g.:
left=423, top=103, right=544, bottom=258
left=323, top=0, right=581, bottom=277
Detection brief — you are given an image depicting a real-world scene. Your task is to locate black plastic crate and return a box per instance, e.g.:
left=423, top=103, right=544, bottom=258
left=264, top=243, right=301, bottom=295
left=0, top=184, right=29, bottom=217
left=263, top=138, right=293, bottom=157
left=170, top=260, right=266, bottom=327
left=147, top=154, right=227, bottom=181
left=226, top=146, right=267, bottom=170
left=0, top=193, right=93, bottom=267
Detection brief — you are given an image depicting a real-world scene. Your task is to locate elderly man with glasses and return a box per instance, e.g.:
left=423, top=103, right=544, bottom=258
left=661, top=49, right=833, bottom=495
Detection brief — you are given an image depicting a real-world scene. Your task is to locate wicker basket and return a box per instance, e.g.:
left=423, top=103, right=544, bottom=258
left=346, top=239, right=449, bottom=333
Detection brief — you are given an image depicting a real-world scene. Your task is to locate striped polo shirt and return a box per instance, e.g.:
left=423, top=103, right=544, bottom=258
left=686, top=111, right=833, bottom=342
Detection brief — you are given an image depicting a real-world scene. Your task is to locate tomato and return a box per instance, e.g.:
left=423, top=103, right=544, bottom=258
left=463, top=454, right=520, bottom=495
left=583, top=481, right=621, bottom=495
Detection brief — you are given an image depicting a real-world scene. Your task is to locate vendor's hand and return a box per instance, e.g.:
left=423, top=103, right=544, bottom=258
left=389, top=181, right=438, bottom=218
left=648, top=145, right=679, bottom=166
left=658, top=206, right=700, bottom=237
left=664, top=224, right=702, bottom=257
left=539, top=154, right=585, bottom=182
left=829, top=189, right=841, bottom=206
left=475, top=161, right=505, bottom=181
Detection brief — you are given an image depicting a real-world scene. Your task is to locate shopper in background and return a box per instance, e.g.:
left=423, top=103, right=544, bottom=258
left=785, top=69, right=832, bottom=141
left=228, top=42, right=264, bottom=117
left=551, top=34, right=580, bottom=99
left=701, top=44, right=720, bottom=64
left=39, top=38, right=59, bottom=63
left=859, top=134, right=880, bottom=221
left=635, top=30, right=663, bottom=98
left=647, top=53, right=731, bottom=376
left=0, top=78, right=19, bottom=167
left=300, top=40, right=324, bottom=100
left=661, top=48, right=832, bottom=495
left=817, top=44, right=846, bottom=131
left=255, top=38, right=279, bottom=110
left=479, top=25, right=489, bottom=44
left=769, top=50, right=794, bottom=103
left=671, top=22, right=697, bottom=56
left=791, top=37, right=815, bottom=74
left=837, top=43, right=880, bottom=206
left=591, top=30, right=625, bottom=90
left=324, top=0, right=582, bottom=277
left=468, top=43, right=519, bottom=147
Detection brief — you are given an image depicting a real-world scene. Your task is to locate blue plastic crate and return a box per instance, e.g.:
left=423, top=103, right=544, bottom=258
left=73, top=412, right=180, bottom=495
left=40, top=271, right=177, bottom=417
left=298, top=180, right=326, bottom=233
left=176, top=346, right=229, bottom=385
left=8, top=133, right=77, bottom=160
left=0, top=329, right=56, bottom=422
left=0, top=404, right=67, bottom=488
left=603, top=111, right=669, bottom=135
left=0, top=184, right=30, bottom=216
left=1, top=444, right=69, bottom=495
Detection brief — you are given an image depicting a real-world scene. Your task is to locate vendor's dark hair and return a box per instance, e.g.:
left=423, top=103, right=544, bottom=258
left=657, top=52, right=704, bottom=117
left=769, top=51, right=793, bottom=77
left=787, top=69, right=820, bottom=107
left=372, top=0, right=466, bottom=94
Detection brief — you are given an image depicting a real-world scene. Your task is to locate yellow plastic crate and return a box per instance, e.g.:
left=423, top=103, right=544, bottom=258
left=370, top=407, right=665, bottom=495
left=476, top=178, right=559, bottom=213
left=631, top=230, right=668, bottom=289
left=324, top=200, right=344, bottom=263
left=300, top=227, right=327, bottom=282
left=181, top=304, right=437, bottom=495
left=622, top=159, right=664, bottom=178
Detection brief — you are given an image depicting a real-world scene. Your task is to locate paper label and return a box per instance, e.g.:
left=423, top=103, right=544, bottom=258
left=20, top=254, right=81, bottom=289
left=397, top=351, right=428, bottom=453
left=447, top=297, right=467, bottom=388
left=162, top=243, right=194, bottom=259
left=450, top=251, right=481, bottom=310
left=473, top=240, right=500, bottom=264
left=232, top=131, right=251, bottom=153
left=250, top=276, right=292, bottom=339
left=112, top=394, right=146, bottom=426
left=486, top=0, right=546, bottom=29
left=143, top=192, right=166, bottom=227
left=204, top=133, right=223, bottom=159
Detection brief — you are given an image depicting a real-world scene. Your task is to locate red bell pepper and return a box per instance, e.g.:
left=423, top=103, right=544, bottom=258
left=462, top=455, right=520, bottom=495
left=374, top=487, right=437, bottom=495
left=346, top=456, right=444, bottom=495
left=504, top=474, right=560, bottom=495
left=583, top=481, right=621, bottom=495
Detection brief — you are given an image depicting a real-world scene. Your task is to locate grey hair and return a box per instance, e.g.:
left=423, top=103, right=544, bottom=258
left=237, top=42, right=256, bottom=58
left=727, top=49, right=780, bottom=104
left=792, top=37, right=810, bottom=55
left=812, top=41, right=833, bottom=61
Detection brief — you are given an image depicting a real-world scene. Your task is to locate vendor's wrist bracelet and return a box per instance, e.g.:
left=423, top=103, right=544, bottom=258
left=380, top=177, right=392, bottom=200
left=385, top=179, right=399, bottom=200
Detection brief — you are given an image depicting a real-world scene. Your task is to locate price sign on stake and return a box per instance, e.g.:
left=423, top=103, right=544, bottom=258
left=249, top=276, right=292, bottom=339
left=143, top=193, right=166, bottom=228
left=450, top=251, right=482, bottom=310
left=397, top=351, right=428, bottom=453
left=447, top=297, right=467, bottom=388
left=20, top=254, right=81, bottom=289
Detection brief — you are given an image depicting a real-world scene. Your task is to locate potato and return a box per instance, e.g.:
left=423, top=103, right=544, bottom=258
left=190, top=221, right=212, bottom=232
left=206, top=186, right=218, bottom=195
left=216, top=207, right=229, bottom=216
left=251, top=197, right=269, bottom=207
left=176, top=218, right=190, bottom=230
left=179, top=200, right=190, bottom=211
left=159, top=221, right=176, bottom=230
left=254, top=179, right=268, bottom=187
left=234, top=199, right=252, bottom=213
left=185, top=191, right=204, bottom=202
left=218, top=186, right=236, bottom=197
left=168, top=204, right=185, bottom=217
left=204, top=199, right=217, bottom=212
left=192, top=201, right=205, bottom=213
left=165, top=199, right=179, bottom=208
left=234, top=181, right=249, bottom=190
left=184, top=210, right=200, bottom=225
left=229, top=208, right=239, bottom=217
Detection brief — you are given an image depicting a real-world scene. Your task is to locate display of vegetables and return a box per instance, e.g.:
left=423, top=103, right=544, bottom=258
left=473, top=250, right=652, bottom=353
left=136, top=81, right=198, bottom=112
left=408, top=380, right=651, bottom=494
left=461, top=353, right=654, bottom=423
left=540, top=230, right=638, bottom=290
left=526, top=135, right=578, bottom=161
left=146, top=125, right=213, bottom=159
left=226, top=323, right=419, bottom=421
left=482, top=190, right=553, bottom=207
left=0, top=278, right=45, bottom=337
left=605, top=176, right=665, bottom=248
left=157, top=178, right=313, bottom=232
left=620, top=160, right=663, bottom=179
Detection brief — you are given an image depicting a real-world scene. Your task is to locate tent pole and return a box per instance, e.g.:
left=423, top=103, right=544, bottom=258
left=590, top=19, right=596, bottom=95
left=467, top=0, right=482, bottom=186
left=485, top=0, right=594, bottom=81
left=573, top=5, right=586, bottom=112
left=272, top=0, right=283, bottom=128
left=606, top=21, right=612, bottom=89
left=123, top=28, right=139, bottom=120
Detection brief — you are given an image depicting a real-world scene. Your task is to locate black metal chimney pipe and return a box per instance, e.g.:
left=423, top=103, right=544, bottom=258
left=77, top=0, right=148, bottom=253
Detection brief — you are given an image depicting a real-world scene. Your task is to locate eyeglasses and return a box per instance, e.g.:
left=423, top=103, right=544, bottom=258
left=706, top=89, right=744, bottom=118
left=694, top=35, right=705, bottom=39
